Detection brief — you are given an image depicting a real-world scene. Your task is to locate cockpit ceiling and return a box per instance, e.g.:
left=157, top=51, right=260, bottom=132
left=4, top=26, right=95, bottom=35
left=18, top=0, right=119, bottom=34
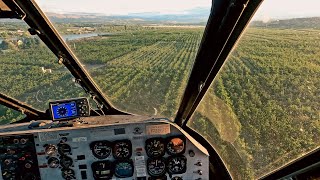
left=0, top=1, right=10, bottom=11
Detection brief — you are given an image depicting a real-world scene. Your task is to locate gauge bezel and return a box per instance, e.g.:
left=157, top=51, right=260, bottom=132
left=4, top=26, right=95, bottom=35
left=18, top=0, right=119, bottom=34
left=47, top=157, right=60, bottom=168
left=147, top=157, right=167, bottom=177
left=167, top=155, right=187, bottom=175
left=112, top=139, right=132, bottom=159
left=57, top=143, right=72, bottom=155
left=60, top=155, right=73, bottom=169
left=166, top=136, right=186, bottom=155
left=44, top=144, right=57, bottom=156
left=61, top=168, right=75, bottom=179
left=91, top=160, right=113, bottom=180
left=114, top=159, right=134, bottom=178
left=90, top=140, right=112, bottom=159
left=145, top=137, right=165, bottom=158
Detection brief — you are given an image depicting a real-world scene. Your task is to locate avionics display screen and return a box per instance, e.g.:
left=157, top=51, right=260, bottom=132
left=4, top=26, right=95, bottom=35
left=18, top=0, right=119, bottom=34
left=51, top=101, right=78, bottom=120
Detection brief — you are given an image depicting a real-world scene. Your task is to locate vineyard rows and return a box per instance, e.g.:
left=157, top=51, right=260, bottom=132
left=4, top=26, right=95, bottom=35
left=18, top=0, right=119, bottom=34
left=0, top=25, right=319, bottom=180
left=190, top=27, right=320, bottom=179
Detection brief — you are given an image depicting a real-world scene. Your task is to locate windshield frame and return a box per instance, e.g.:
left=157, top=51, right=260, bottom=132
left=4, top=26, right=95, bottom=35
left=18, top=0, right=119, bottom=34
left=2, top=0, right=128, bottom=117
left=174, top=0, right=264, bottom=126
left=0, top=92, right=46, bottom=121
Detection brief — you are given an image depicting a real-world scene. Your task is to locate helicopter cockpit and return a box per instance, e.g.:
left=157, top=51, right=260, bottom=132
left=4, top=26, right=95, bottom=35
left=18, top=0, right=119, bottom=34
left=0, top=0, right=319, bottom=179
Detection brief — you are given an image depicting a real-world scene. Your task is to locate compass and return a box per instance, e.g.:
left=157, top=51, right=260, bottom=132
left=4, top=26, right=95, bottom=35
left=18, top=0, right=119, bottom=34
left=57, top=107, right=68, bottom=117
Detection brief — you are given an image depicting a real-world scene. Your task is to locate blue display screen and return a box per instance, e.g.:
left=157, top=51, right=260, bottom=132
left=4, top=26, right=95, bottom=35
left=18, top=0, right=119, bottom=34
left=51, top=101, right=78, bottom=120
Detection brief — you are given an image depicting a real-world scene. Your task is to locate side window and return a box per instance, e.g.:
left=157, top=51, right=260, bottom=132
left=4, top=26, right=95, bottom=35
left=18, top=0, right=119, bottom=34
left=188, top=0, right=320, bottom=179
left=0, top=105, right=25, bottom=125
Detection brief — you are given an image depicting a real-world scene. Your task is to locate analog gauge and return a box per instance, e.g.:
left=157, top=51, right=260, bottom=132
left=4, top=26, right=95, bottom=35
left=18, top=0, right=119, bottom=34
left=114, top=160, right=134, bottom=178
left=167, top=156, right=187, bottom=174
left=60, top=155, right=73, bottom=168
left=146, top=138, right=165, bottom=157
left=45, top=144, right=57, bottom=156
left=147, top=158, right=166, bottom=177
left=112, top=140, right=132, bottom=159
left=90, top=141, right=112, bottom=159
left=166, top=136, right=186, bottom=155
left=58, top=143, right=72, bottom=155
left=57, top=107, right=68, bottom=117
left=48, top=157, right=59, bottom=168
left=91, top=161, right=113, bottom=180
left=61, top=168, right=75, bottom=179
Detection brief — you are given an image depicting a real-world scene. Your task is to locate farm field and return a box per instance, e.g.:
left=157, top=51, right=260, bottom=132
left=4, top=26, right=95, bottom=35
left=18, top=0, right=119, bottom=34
left=190, top=28, right=320, bottom=178
left=0, top=24, right=319, bottom=179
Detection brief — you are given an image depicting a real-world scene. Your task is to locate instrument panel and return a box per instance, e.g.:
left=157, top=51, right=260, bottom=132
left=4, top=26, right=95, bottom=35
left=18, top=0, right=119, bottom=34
left=0, top=116, right=209, bottom=180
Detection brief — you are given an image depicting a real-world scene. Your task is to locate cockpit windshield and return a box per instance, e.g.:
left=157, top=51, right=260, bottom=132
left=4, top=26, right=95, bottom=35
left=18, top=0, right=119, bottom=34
left=0, top=20, right=87, bottom=113
left=35, top=0, right=211, bottom=118
left=0, top=0, right=319, bottom=179
left=189, top=0, right=320, bottom=179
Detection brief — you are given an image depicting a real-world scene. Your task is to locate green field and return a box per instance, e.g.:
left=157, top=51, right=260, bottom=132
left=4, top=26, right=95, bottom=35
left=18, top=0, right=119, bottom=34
left=190, top=28, right=320, bottom=178
left=0, top=24, right=319, bottom=179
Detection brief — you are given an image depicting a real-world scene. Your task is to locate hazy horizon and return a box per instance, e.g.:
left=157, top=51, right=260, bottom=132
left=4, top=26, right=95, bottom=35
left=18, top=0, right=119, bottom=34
left=35, top=0, right=320, bottom=20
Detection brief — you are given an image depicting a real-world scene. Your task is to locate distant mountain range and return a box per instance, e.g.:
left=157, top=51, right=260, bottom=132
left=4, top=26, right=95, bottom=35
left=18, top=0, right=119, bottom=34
left=251, top=17, right=320, bottom=29
left=46, top=7, right=211, bottom=25
left=46, top=9, right=320, bottom=28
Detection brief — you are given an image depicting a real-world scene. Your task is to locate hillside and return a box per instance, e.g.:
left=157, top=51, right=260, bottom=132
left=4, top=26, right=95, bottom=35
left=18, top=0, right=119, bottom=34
left=251, top=17, right=320, bottom=29
left=45, top=7, right=210, bottom=25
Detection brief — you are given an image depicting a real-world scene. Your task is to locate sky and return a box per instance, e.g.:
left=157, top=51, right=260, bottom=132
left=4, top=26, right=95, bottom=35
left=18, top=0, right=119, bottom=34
left=35, top=0, right=320, bottom=19
left=35, top=0, right=211, bottom=15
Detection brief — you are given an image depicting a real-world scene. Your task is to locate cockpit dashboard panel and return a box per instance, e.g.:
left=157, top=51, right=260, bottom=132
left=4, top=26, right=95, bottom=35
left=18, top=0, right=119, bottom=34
left=0, top=116, right=209, bottom=180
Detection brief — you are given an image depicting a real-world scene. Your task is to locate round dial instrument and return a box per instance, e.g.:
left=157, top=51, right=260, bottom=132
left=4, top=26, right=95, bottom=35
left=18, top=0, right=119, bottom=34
left=60, top=156, right=73, bottom=168
left=114, top=160, right=134, bottom=178
left=57, top=107, right=68, bottom=117
left=91, top=160, right=113, bottom=180
left=112, top=140, right=132, bottom=159
left=147, top=158, right=166, bottom=177
left=58, top=143, right=71, bottom=155
left=146, top=138, right=165, bottom=157
left=45, top=144, right=57, bottom=156
left=90, top=141, right=112, bottom=159
left=48, top=157, right=59, bottom=168
left=167, top=156, right=187, bottom=174
left=61, top=168, right=75, bottom=179
left=166, top=136, right=186, bottom=155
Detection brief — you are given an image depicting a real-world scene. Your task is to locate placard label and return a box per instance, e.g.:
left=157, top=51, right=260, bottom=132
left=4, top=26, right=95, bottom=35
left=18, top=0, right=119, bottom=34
left=146, top=124, right=170, bottom=135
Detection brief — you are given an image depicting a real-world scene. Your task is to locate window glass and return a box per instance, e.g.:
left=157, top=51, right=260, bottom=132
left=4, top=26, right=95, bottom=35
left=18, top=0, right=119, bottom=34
left=189, top=0, right=320, bottom=178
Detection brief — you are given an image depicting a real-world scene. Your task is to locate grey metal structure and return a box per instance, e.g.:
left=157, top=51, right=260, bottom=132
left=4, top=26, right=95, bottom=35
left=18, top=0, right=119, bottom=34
left=0, top=116, right=209, bottom=180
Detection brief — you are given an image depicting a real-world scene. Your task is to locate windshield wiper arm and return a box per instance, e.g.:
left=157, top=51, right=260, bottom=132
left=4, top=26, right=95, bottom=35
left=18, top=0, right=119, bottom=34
left=0, top=93, right=46, bottom=121
left=4, top=0, right=127, bottom=115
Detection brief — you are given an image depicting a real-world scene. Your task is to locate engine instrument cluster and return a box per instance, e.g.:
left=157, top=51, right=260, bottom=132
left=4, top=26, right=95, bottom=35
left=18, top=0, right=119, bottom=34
left=0, top=134, right=40, bottom=180
left=0, top=116, right=209, bottom=180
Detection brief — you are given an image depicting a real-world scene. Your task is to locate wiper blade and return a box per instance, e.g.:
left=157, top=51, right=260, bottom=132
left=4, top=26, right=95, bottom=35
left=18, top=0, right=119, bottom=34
left=0, top=93, right=46, bottom=120
left=4, top=0, right=127, bottom=115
